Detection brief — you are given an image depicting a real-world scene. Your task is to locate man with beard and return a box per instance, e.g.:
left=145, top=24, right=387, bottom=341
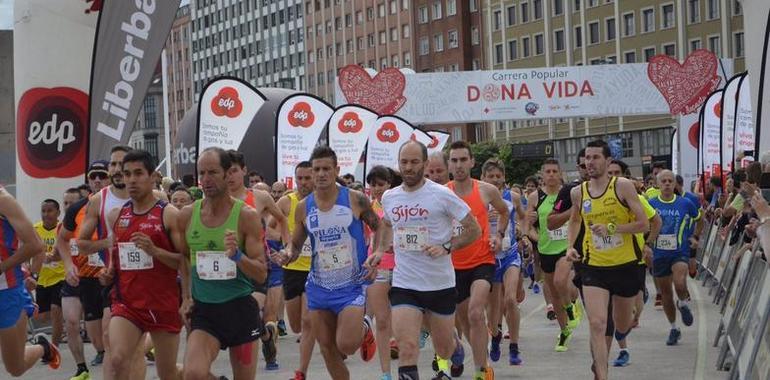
left=271, top=181, right=288, bottom=202
left=425, top=152, right=450, bottom=185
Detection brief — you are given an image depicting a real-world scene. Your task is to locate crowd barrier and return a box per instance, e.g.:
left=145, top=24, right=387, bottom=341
left=697, top=219, right=770, bottom=380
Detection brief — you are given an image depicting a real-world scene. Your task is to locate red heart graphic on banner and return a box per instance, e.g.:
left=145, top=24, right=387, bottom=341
left=338, top=65, right=407, bottom=115
left=376, top=122, right=400, bottom=143
left=647, top=49, right=720, bottom=115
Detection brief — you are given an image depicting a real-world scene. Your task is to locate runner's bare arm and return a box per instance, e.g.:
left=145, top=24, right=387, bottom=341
left=483, top=183, right=510, bottom=240
left=77, top=195, right=111, bottom=255
left=646, top=213, right=662, bottom=246
left=451, top=213, right=481, bottom=251
left=287, top=201, right=308, bottom=264
left=352, top=190, right=381, bottom=247
left=373, top=217, right=393, bottom=254
left=0, top=190, right=44, bottom=273
left=56, top=227, right=76, bottom=277
left=615, top=178, right=649, bottom=235
left=153, top=189, right=169, bottom=202
left=230, top=206, right=267, bottom=283
left=525, top=191, right=539, bottom=241
left=254, top=190, right=291, bottom=245
left=566, top=186, right=583, bottom=261
left=176, top=205, right=194, bottom=302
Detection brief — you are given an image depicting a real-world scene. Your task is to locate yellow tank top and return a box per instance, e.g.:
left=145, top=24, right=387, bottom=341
left=283, top=192, right=311, bottom=272
left=35, top=221, right=65, bottom=287
left=580, top=177, right=642, bottom=268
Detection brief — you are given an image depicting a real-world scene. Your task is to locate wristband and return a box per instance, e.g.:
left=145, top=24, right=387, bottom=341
left=607, top=222, right=617, bottom=235
left=230, top=249, right=244, bottom=263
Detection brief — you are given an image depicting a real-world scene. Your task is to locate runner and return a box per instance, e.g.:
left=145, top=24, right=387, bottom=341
left=526, top=158, right=581, bottom=352
left=31, top=199, right=66, bottom=348
left=373, top=140, right=479, bottom=380
left=647, top=170, right=700, bottom=346
left=170, top=187, right=194, bottom=210
left=522, top=176, right=542, bottom=295
left=178, top=147, right=267, bottom=380
left=675, top=175, right=704, bottom=278
left=275, top=160, right=316, bottom=380
left=57, top=160, right=111, bottom=380
left=101, top=149, right=186, bottom=380
left=425, top=151, right=450, bottom=185
left=565, top=140, right=650, bottom=380
left=271, top=181, right=287, bottom=202
left=480, top=158, right=527, bottom=366
left=277, top=146, right=379, bottom=380
left=248, top=171, right=264, bottom=187
left=0, top=187, right=60, bottom=377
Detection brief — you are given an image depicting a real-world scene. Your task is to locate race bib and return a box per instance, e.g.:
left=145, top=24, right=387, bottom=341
left=300, top=240, right=312, bottom=257
left=591, top=234, right=623, bottom=251
left=317, top=242, right=353, bottom=272
left=70, top=239, right=79, bottom=257
left=118, top=242, right=154, bottom=271
left=87, top=253, right=105, bottom=267
left=547, top=226, right=568, bottom=241
left=395, top=226, right=430, bottom=251
left=196, top=251, right=237, bottom=280
left=656, top=234, right=678, bottom=251
left=0, top=256, right=7, bottom=290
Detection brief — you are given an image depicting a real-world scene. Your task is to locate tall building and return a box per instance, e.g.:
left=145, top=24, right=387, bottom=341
left=412, top=0, right=486, bottom=142
left=165, top=4, right=195, bottom=152
left=482, top=0, right=745, bottom=176
left=130, top=74, right=167, bottom=166
left=190, top=0, right=307, bottom=99
left=305, top=0, right=415, bottom=103
left=0, top=31, right=14, bottom=188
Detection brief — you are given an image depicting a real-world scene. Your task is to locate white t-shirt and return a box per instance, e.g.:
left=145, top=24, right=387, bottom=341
left=382, top=179, right=470, bottom=291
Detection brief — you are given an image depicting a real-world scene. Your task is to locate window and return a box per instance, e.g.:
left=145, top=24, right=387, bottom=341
left=335, top=16, right=341, bottom=30
left=448, top=30, right=458, bottom=48
left=381, top=57, right=388, bottom=69
left=535, top=34, right=544, bottom=55
left=472, top=59, right=480, bottom=70
left=621, top=13, right=634, bottom=37
left=663, top=43, right=676, bottom=56
left=493, top=10, right=502, bottom=30
left=403, top=52, right=411, bottom=66
left=434, top=66, right=444, bottom=72
left=588, top=0, right=597, bottom=6
left=446, top=0, right=456, bottom=15
left=642, top=8, right=655, bottom=32
left=606, top=55, right=616, bottom=64
left=390, top=0, right=397, bottom=14
left=575, top=26, right=582, bottom=47
left=533, top=0, right=543, bottom=19
left=494, top=43, right=503, bottom=64
left=345, top=13, right=352, bottom=27
left=606, top=17, right=615, bottom=40
left=662, top=4, right=674, bottom=29
left=434, top=34, right=444, bottom=51
left=624, top=50, right=636, bottom=63
left=621, top=134, right=633, bottom=158
left=708, top=35, right=720, bottom=56
left=644, top=47, right=656, bottom=62
left=522, top=36, right=531, bottom=57
left=507, top=6, right=516, bottom=26
left=589, top=21, right=599, bottom=44
left=403, top=0, right=409, bottom=10
left=688, top=0, right=700, bottom=23
left=707, top=0, right=719, bottom=19
left=392, top=54, right=400, bottom=67
left=390, top=27, right=398, bottom=41
left=367, top=6, right=374, bottom=19
left=418, top=6, right=428, bottom=23
left=733, top=0, right=742, bottom=15
left=471, top=26, right=480, bottom=45
left=357, top=37, right=364, bottom=50
left=521, top=2, right=529, bottom=22
left=687, top=39, right=701, bottom=53
left=402, top=24, right=410, bottom=38
left=379, top=31, right=387, bottom=44
left=356, top=10, right=363, bottom=24
left=508, top=39, right=518, bottom=60
left=554, top=29, right=564, bottom=51
left=734, top=32, right=744, bottom=57
left=470, top=0, right=478, bottom=12
left=553, top=0, right=563, bottom=15
left=432, top=1, right=442, bottom=19
left=574, top=0, right=580, bottom=11
left=452, top=127, right=462, bottom=142
left=368, top=33, right=375, bottom=47
left=419, top=37, right=429, bottom=55
left=376, top=3, right=384, bottom=17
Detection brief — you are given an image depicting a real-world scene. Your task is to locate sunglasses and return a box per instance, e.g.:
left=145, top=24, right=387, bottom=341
left=89, top=172, right=108, bottom=180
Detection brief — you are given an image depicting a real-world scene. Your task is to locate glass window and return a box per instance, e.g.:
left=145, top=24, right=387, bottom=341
left=688, top=0, right=700, bottom=23
left=535, top=33, right=544, bottom=55
left=690, top=39, right=702, bottom=52
left=471, top=26, right=480, bottom=45
left=534, top=0, right=543, bottom=19
left=621, top=134, right=633, bottom=158
left=623, top=13, right=635, bottom=36
left=432, top=1, right=442, bottom=19
left=418, top=6, right=428, bottom=23
left=606, top=17, right=615, bottom=41
left=390, top=27, right=398, bottom=41
left=521, top=2, right=529, bottom=22
left=448, top=30, right=459, bottom=48
left=434, top=34, right=444, bottom=51
left=642, top=8, right=654, bottom=32
left=508, top=39, right=518, bottom=60
left=378, top=3, right=385, bottom=17
left=663, top=43, right=676, bottom=57
left=522, top=36, right=530, bottom=57
left=732, top=0, right=742, bottom=15
left=662, top=4, right=674, bottom=29
left=507, top=6, right=516, bottom=26
left=402, top=24, right=410, bottom=38
left=708, top=35, right=720, bottom=56
left=493, top=10, right=502, bottom=30
left=589, top=21, right=599, bottom=44
left=494, top=44, right=503, bottom=64
left=624, top=51, right=636, bottom=63
left=446, top=0, right=456, bottom=16
left=553, top=0, right=563, bottom=15
left=644, top=47, right=656, bottom=62
left=575, top=26, right=582, bottom=47
left=554, top=30, right=564, bottom=51
left=403, top=52, right=411, bottom=66
left=734, top=32, right=744, bottom=57
left=419, top=37, right=429, bottom=55
left=707, top=0, right=719, bottom=19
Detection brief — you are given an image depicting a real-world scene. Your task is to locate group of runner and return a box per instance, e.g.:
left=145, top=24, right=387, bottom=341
left=0, top=137, right=708, bottom=380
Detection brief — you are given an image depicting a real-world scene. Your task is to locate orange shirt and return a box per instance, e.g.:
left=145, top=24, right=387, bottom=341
left=447, top=179, right=494, bottom=269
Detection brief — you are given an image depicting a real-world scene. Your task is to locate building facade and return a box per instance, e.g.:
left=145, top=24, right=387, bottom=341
left=165, top=5, right=195, bottom=152
left=130, top=76, right=167, bottom=166
left=304, top=0, right=416, bottom=104
left=0, top=31, right=14, bottom=189
left=482, top=0, right=745, bottom=174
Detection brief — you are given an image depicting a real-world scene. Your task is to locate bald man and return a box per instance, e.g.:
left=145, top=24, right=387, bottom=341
left=425, top=151, right=450, bottom=185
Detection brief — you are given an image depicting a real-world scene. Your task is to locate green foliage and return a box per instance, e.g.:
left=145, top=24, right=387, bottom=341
left=466, top=141, right=542, bottom=185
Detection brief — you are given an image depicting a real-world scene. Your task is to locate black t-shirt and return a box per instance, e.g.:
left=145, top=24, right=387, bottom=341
left=63, top=197, right=89, bottom=232
left=553, top=180, right=581, bottom=214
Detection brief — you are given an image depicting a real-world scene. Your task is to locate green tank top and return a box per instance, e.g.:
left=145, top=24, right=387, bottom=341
left=187, top=199, right=254, bottom=303
left=537, top=192, right=569, bottom=255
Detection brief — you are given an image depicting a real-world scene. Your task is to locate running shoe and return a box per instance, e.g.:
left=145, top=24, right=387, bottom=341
left=277, top=319, right=288, bottom=337
left=450, top=340, right=465, bottom=377
left=473, top=366, right=494, bottom=380
left=554, top=330, right=572, bottom=352
left=70, top=370, right=91, bottom=380
left=574, top=301, right=584, bottom=323
left=432, top=354, right=439, bottom=371
left=389, top=338, right=399, bottom=360
left=265, top=361, right=280, bottom=370
left=546, top=304, right=556, bottom=321
left=613, top=350, right=630, bottom=367
left=533, top=282, right=541, bottom=294
left=489, top=331, right=502, bottom=362
left=263, top=321, right=278, bottom=366
left=654, top=294, right=662, bottom=308
left=35, top=334, right=61, bottom=369
left=290, top=370, right=306, bottom=380
left=90, top=351, right=104, bottom=366
left=145, top=348, right=156, bottom=362
left=431, top=371, right=452, bottom=380
left=360, top=315, right=377, bottom=362
left=419, top=328, right=430, bottom=349
left=509, top=347, right=522, bottom=365
left=642, top=286, right=650, bottom=304
left=666, top=328, right=681, bottom=346
left=678, top=302, right=694, bottom=327
left=567, top=305, right=582, bottom=330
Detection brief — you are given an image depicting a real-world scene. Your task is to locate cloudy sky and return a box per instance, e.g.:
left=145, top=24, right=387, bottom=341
left=0, top=0, right=12, bottom=30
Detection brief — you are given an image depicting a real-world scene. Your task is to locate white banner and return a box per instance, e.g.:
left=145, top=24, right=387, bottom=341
left=700, top=91, right=723, bottom=182
left=197, top=78, right=266, bottom=152
left=743, top=0, right=770, bottom=155
left=426, top=131, right=450, bottom=155
left=720, top=75, right=741, bottom=173
left=679, top=113, right=700, bottom=189
left=328, top=106, right=378, bottom=176
left=366, top=117, right=415, bottom=175
left=276, top=94, right=334, bottom=188
left=672, top=129, right=678, bottom=176
left=735, top=75, right=755, bottom=156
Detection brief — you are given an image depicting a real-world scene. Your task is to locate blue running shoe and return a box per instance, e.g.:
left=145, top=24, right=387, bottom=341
left=489, top=331, right=502, bottom=362
left=509, top=348, right=522, bottom=366
left=666, top=328, right=681, bottom=346
left=533, top=282, right=541, bottom=294
left=265, top=361, right=279, bottom=370
left=678, top=302, right=694, bottom=326
left=450, top=340, right=465, bottom=377
left=613, top=350, right=630, bottom=367
left=277, top=319, right=287, bottom=337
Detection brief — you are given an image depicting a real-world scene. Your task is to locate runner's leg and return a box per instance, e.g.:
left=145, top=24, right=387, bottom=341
left=106, top=316, right=143, bottom=380
left=62, top=296, right=87, bottom=365
left=228, top=340, right=260, bottom=380
left=393, top=306, right=423, bottom=378
left=312, top=310, right=349, bottom=379
left=467, top=279, right=492, bottom=369
left=503, top=266, right=522, bottom=347
left=0, top=311, right=45, bottom=376
left=583, top=286, right=611, bottom=380
left=656, top=276, right=676, bottom=323
left=183, top=330, right=221, bottom=380
left=367, top=281, right=393, bottom=375
left=150, top=331, right=181, bottom=380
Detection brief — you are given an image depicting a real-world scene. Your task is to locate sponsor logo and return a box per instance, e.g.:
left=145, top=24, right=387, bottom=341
left=16, top=87, right=88, bottom=178
left=337, top=112, right=363, bottom=133
left=428, top=135, right=439, bottom=149
left=390, top=204, right=429, bottom=222
left=376, top=122, right=400, bottom=143
left=288, top=101, right=315, bottom=128
left=525, top=102, right=540, bottom=115
left=210, top=86, right=243, bottom=118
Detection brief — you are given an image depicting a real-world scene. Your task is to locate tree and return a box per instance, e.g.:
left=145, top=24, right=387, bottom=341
left=466, top=141, right=542, bottom=185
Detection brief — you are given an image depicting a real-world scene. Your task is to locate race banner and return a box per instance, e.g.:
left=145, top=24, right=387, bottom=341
left=328, top=105, right=378, bottom=176
left=276, top=94, right=334, bottom=188
left=671, top=129, right=678, bottom=176
left=426, top=130, right=450, bottom=155
left=197, top=77, right=266, bottom=152
left=700, top=90, right=724, bottom=185
left=720, top=75, right=742, bottom=174
left=366, top=116, right=415, bottom=175
left=88, top=0, right=181, bottom=162
left=14, top=0, right=97, bottom=216
left=734, top=75, right=755, bottom=157
left=678, top=113, right=700, bottom=188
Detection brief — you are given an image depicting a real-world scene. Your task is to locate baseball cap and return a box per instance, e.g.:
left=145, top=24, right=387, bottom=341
left=87, top=160, right=109, bottom=176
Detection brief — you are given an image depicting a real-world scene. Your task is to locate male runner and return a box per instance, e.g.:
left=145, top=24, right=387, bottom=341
left=447, top=140, right=509, bottom=380
left=271, top=181, right=287, bottom=202
left=481, top=158, right=527, bottom=366
left=565, top=140, right=649, bottom=380
left=647, top=170, right=700, bottom=346
left=31, top=199, right=66, bottom=348
left=276, top=161, right=316, bottom=380
left=425, top=151, right=450, bottom=185
left=179, top=147, right=267, bottom=380
left=248, top=171, right=264, bottom=187
left=99, top=150, right=186, bottom=380
left=0, top=187, right=60, bottom=377
left=675, top=175, right=704, bottom=278
left=277, top=146, right=378, bottom=380
left=373, top=140, right=479, bottom=380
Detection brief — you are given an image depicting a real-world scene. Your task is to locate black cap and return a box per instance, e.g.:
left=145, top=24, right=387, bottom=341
left=87, top=160, right=109, bottom=175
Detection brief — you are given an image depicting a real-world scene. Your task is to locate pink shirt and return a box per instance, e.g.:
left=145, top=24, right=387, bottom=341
left=368, top=200, right=395, bottom=270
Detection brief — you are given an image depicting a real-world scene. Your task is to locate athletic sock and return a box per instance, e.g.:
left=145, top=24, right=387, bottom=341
left=76, top=363, right=88, bottom=375
left=677, top=299, right=690, bottom=308
left=398, top=365, right=419, bottom=380
left=509, top=343, right=519, bottom=353
left=436, top=356, right=450, bottom=372
left=37, top=339, right=51, bottom=360
left=564, top=304, right=575, bottom=320
left=614, top=328, right=631, bottom=342
left=671, top=322, right=678, bottom=329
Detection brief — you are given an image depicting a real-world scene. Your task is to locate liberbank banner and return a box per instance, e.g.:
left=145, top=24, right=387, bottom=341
left=335, top=64, right=672, bottom=124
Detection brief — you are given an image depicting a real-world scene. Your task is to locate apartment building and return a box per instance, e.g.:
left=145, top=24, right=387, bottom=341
left=164, top=4, right=195, bottom=152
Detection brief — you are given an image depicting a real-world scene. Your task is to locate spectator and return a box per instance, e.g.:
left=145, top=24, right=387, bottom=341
left=270, top=181, right=287, bottom=202
left=342, top=173, right=355, bottom=187
left=248, top=171, right=264, bottom=187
